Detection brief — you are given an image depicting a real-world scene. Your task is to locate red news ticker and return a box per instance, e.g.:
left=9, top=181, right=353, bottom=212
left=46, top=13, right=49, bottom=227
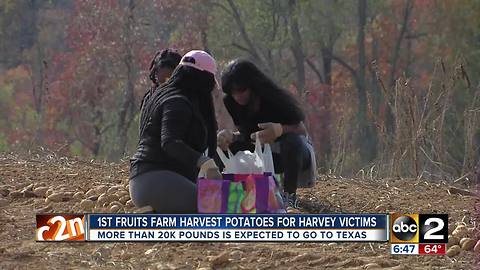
left=418, top=244, right=446, bottom=255
left=36, top=214, right=85, bottom=241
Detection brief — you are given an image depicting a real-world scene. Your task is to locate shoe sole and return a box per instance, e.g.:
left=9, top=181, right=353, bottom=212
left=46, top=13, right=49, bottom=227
left=135, top=205, right=154, bottom=213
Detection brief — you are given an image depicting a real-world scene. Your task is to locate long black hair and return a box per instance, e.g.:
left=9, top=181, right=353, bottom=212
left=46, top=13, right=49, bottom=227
left=140, top=65, right=218, bottom=158
left=221, top=59, right=305, bottom=121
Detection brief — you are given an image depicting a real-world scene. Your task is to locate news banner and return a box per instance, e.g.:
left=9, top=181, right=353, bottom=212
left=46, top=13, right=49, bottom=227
left=36, top=213, right=448, bottom=255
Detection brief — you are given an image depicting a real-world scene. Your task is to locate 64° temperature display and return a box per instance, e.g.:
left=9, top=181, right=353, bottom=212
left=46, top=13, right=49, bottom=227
left=419, top=244, right=446, bottom=255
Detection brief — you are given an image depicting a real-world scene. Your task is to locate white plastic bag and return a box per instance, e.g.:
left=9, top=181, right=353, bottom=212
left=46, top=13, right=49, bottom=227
left=217, top=136, right=275, bottom=174
left=216, top=148, right=263, bottom=174
left=254, top=135, right=274, bottom=174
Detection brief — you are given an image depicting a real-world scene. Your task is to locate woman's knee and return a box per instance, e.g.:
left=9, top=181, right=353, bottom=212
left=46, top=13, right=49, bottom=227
left=129, top=170, right=197, bottom=213
left=128, top=171, right=172, bottom=208
left=279, top=133, right=304, bottom=154
left=129, top=176, right=148, bottom=208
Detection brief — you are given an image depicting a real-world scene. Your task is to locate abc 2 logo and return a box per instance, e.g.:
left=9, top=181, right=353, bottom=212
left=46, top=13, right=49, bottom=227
left=390, top=214, right=448, bottom=244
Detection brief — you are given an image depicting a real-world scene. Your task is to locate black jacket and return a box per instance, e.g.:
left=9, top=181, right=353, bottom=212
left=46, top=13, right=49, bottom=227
left=223, top=95, right=303, bottom=153
left=130, top=95, right=208, bottom=181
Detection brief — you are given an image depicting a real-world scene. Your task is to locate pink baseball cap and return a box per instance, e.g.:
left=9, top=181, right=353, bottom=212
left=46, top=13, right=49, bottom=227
left=179, top=50, right=217, bottom=75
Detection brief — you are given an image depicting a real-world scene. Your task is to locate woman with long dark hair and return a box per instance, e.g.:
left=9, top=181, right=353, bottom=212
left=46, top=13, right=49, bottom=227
left=130, top=50, right=221, bottom=213
left=218, top=59, right=316, bottom=211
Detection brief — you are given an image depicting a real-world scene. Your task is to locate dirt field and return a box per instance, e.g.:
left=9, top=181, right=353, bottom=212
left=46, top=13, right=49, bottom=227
left=0, top=151, right=478, bottom=269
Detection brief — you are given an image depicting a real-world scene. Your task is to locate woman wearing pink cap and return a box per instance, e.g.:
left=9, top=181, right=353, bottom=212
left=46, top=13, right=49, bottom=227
left=130, top=50, right=221, bottom=213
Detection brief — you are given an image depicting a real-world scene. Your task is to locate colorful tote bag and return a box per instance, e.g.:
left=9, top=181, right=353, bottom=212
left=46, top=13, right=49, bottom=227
left=197, top=173, right=286, bottom=214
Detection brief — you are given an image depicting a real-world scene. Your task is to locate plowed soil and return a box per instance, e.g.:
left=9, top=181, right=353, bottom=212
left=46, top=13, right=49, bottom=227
left=0, top=151, right=478, bottom=269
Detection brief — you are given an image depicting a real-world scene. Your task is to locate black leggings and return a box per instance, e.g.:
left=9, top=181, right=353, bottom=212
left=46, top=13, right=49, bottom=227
left=273, top=133, right=311, bottom=194
left=129, top=170, right=197, bottom=213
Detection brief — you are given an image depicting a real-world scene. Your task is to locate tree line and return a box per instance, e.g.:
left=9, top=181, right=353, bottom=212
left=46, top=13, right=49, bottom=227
left=0, top=0, right=479, bottom=180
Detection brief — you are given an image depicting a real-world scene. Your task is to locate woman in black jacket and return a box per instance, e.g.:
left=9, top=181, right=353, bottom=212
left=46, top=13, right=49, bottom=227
left=130, top=50, right=221, bottom=213
left=218, top=59, right=316, bottom=211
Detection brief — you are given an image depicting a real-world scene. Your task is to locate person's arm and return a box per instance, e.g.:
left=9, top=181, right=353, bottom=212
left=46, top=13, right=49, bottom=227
left=274, top=97, right=307, bottom=136
left=222, top=95, right=255, bottom=151
left=252, top=121, right=308, bottom=144
left=282, top=121, right=307, bottom=136
left=159, top=98, right=205, bottom=168
left=232, top=127, right=250, bottom=143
